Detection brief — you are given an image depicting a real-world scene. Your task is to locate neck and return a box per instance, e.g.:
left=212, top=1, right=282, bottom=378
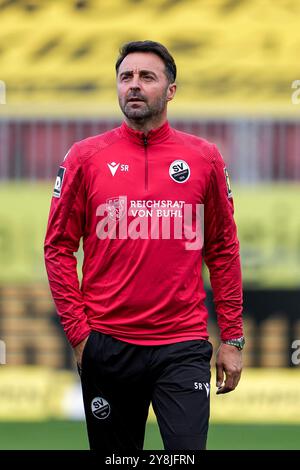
left=124, top=111, right=167, bottom=135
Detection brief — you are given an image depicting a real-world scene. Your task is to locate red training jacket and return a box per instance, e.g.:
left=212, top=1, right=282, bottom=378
left=44, top=120, right=243, bottom=347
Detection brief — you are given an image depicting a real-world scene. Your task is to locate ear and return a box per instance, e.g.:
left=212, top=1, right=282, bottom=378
left=166, top=83, right=177, bottom=102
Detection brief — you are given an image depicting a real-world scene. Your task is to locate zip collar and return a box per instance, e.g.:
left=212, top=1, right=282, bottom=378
left=120, top=120, right=172, bottom=146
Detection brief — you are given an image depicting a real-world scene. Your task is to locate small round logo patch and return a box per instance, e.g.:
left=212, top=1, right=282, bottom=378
left=169, top=160, right=190, bottom=183
left=91, top=397, right=110, bottom=420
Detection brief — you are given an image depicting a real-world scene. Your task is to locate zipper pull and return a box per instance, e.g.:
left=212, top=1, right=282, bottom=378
left=143, top=135, right=148, bottom=147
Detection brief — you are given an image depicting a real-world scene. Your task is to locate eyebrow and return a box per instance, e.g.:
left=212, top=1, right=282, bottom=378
left=119, top=70, right=158, bottom=78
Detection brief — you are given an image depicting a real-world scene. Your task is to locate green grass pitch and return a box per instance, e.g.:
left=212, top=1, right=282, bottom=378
left=0, top=421, right=299, bottom=450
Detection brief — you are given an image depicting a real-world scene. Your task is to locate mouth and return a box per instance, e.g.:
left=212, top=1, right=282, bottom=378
left=127, top=98, right=145, bottom=103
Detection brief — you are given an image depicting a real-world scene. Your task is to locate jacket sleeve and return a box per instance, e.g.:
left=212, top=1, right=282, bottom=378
left=203, top=145, right=243, bottom=341
left=44, top=144, right=91, bottom=347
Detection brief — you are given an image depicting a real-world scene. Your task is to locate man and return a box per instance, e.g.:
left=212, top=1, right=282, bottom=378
left=44, top=40, right=244, bottom=451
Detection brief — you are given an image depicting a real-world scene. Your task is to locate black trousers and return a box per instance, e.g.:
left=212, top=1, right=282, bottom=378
left=79, top=330, right=213, bottom=451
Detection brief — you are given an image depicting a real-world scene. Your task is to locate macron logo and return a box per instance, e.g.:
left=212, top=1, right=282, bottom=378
left=107, top=162, right=120, bottom=176
left=107, top=162, right=129, bottom=176
left=204, top=383, right=210, bottom=397
left=194, top=382, right=210, bottom=397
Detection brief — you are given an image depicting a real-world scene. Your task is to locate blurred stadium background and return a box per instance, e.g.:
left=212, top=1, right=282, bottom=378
left=0, top=0, right=300, bottom=450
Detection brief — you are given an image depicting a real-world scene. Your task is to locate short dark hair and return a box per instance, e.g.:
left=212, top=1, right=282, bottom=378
left=115, top=40, right=177, bottom=83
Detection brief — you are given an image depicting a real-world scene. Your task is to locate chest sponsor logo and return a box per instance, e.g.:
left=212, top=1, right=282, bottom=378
left=53, top=166, right=66, bottom=198
left=169, top=160, right=190, bottom=183
left=96, top=197, right=204, bottom=250
left=106, top=196, right=127, bottom=220
left=107, top=161, right=129, bottom=176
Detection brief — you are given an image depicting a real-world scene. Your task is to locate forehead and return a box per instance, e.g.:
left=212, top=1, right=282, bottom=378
left=118, top=52, right=165, bottom=74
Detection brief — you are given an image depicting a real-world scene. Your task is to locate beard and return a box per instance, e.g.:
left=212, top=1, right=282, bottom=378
left=119, top=90, right=168, bottom=121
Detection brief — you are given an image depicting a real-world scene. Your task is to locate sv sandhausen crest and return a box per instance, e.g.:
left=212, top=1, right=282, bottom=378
left=91, top=396, right=110, bottom=420
left=169, top=159, right=190, bottom=183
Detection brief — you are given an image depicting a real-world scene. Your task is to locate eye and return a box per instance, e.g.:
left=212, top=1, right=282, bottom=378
left=143, top=75, right=154, bottom=81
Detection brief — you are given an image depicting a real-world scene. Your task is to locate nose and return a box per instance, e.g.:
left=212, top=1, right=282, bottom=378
left=130, top=74, right=141, bottom=89
left=130, top=86, right=141, bottom=95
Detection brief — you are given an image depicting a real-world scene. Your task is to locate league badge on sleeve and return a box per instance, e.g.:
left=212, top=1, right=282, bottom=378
left=224, top=167, right=233, bottom=198
left=53, top=166, right=66, bottom=198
